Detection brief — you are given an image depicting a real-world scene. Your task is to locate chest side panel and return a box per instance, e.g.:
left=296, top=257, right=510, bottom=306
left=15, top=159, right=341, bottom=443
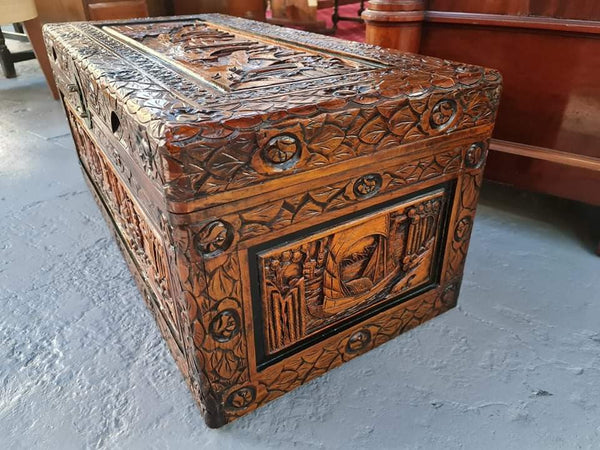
left=66, top=109, right=183, bottom=351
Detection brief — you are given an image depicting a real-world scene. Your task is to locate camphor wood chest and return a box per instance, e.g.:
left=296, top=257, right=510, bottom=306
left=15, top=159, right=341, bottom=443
left=43, top=15, right=501, bottom=428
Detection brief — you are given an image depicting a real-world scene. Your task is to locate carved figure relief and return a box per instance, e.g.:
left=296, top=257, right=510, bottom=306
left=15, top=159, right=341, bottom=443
left=322, top=218, right=390, bottom=314
left=258, top=190, right=446, bottom=355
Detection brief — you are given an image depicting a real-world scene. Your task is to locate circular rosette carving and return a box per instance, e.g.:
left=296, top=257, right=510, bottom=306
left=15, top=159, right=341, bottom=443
left=345, top=329, right=372, bottom=354
left=209, top=308, right=241, bottom=343
left=195, top=220, right=233, bottom=257
left=465, top=142, right=486, bottom=169
left=429, top=99, right=457, bottom=130
left=262, top=134, right=301, bottom=168
left=353, top=174, right=382, bottom=199
left=455, top=64, right=485, bottom=86
left=454, top=216, right=473, bottom=243
left=225, top=386, right=256, bottom=410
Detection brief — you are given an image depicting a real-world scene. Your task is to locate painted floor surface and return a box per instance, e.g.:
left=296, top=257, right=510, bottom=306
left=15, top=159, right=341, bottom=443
left=1, top=52, right=599, bottom=450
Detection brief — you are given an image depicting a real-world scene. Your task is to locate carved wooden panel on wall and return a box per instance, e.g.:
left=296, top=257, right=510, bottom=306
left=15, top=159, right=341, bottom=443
left=44, top=14, right=501, bottom=427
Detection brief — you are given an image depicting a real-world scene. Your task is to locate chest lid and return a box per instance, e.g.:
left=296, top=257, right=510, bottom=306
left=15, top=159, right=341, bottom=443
left=44, top=14, right=501, bottom=214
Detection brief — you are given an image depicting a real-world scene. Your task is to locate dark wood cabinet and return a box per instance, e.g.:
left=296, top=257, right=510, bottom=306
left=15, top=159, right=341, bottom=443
left=34, top=0, right=160, bottom=22
left=171, top=0, right=265, bottom=20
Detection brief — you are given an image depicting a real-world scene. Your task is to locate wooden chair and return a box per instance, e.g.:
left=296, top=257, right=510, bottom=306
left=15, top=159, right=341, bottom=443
left=331, top=0, right=365, bottom=32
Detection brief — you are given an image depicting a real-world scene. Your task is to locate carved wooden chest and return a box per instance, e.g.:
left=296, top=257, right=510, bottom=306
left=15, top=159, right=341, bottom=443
left=43, top=15, right=501, bottom=427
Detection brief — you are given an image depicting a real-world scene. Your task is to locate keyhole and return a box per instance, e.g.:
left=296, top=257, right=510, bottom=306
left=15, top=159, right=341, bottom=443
left=110, top=111, right=120, bottom=134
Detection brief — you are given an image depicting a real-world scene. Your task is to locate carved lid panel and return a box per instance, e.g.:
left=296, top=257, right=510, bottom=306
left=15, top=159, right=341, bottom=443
left=106, top=21, right=379, bottom=92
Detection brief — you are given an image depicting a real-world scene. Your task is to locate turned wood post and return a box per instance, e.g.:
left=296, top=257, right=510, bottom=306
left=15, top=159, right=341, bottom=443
left=24, top=18, right=59, bottom=99
left=362, top=0, right=425, bottom=52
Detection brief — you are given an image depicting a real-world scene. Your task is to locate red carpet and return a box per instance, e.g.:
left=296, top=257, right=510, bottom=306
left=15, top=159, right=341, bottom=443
left=316, top=3, right=366, bottom=42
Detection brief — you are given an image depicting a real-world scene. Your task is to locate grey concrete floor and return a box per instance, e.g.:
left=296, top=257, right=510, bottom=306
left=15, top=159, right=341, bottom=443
left=1, top=50, right=600, bottom=450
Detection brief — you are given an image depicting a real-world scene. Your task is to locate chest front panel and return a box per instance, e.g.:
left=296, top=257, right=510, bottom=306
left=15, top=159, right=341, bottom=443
left=253, top=186, right=450, bottom=361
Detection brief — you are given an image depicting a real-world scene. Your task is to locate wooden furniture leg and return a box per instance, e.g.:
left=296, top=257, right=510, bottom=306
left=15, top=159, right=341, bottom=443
left=4, top=23, right=29, bottom=42
left=332, top=0, right=365, bottom=32
left=23, top=17, right=58, bottom=99
left=0, top=26, right=37, bottom=78
left=0, top=28, right=17, bottom=78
